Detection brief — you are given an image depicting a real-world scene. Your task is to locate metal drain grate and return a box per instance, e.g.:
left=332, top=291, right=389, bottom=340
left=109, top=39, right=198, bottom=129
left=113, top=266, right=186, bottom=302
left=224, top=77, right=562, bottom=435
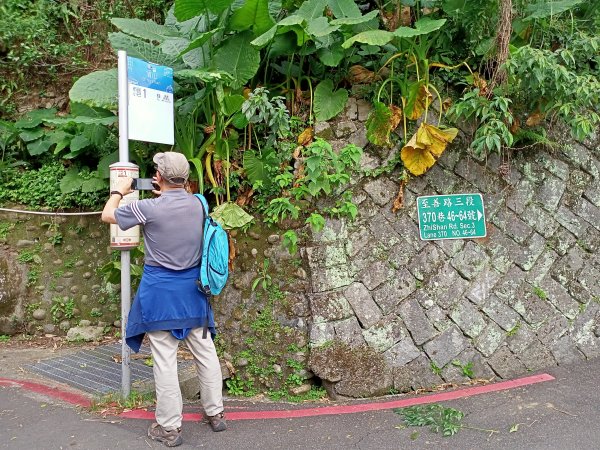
left=26, top=343, right=160, bottom=396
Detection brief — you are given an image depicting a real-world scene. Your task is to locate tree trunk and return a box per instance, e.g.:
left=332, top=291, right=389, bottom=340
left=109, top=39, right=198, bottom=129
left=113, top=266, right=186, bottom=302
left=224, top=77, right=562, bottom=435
left=489, top=0, right=512, bottom=90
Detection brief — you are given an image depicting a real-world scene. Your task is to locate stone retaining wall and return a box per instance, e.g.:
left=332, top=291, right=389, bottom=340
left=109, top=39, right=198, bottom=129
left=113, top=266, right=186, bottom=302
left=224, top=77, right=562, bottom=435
left=303, top=102, right=600, bottom=398
left=2, top=100, right=599, bottom=399
left=0, top=213, right=118, bottom=337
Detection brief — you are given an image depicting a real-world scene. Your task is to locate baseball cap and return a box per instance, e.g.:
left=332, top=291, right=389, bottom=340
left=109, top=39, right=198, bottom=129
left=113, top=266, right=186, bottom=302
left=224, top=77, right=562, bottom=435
left=153, top=152, right=189, bottom=184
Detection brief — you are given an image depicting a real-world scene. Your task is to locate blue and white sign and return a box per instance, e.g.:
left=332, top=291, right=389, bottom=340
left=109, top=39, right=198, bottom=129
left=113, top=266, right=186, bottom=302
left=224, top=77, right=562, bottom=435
left=127, top=56, right=174, bottom=145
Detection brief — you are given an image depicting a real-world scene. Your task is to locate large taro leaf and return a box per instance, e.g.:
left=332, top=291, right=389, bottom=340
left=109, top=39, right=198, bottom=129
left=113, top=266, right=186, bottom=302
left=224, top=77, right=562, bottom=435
left=15, top=108, right=57, bottom=129
left=331, top=10, right=379, bottom=26
left=83, top=123, right=110, bottom=148
left=405, top=82, right=432, bottom=121
left=174, top=0, right=235, bottom=21
left=230, top=0, right=275, bottom=36
left=97, top=151, right=119, bottom=178
left=109, top=32, right=181, bottom=67
left=251, top=24, right=278, bottom=47
left=327, top=0, right=361, bottom=18
left=27, top=139, right=53, bottom=156
left=211, top=202, right=254, bottom=230
left=223, top=94, right=246, bottom=116
left=175, top=69, right=233, bottom=84
left=19, top=129, right=44, bottom=142
left=524, top=0, right=584, bottom=20
left=59, top=167, right=84, bottom=194
left=82, top=177, right=107, bottom=193
left=313, top=79, right=348, bottom=122
left=394, top=17, right=447, bottom=38
left=366, top=102, right=402, bottom=147
left=317, top=44, right=345, bottom=67
left=69, top=69, right=118, bottom=110
left=243, top=148, right=277, bottom=189
left=44, top=116, right=117, bottom=126
left=175, top=29, right=220, bottom=57
left=296, top=0, right=328, bottom=20
left=63, top=134, right=91, bottom=159
left=161, top=37, right=192, bottom=58
left=70, top=103, right=114, bottom=118
left=366, top=102, right=393, bottom=147
left=110, top=18, right=178, bottom=43
left=401, top=123, right=458, bottom=176
left=342, top=29, right=394, bottom=49
left=214, top=32, right=260, bottom=89
left=307, top=17, right=340, bottom=37
left=251, top=16, right=307, bottom=48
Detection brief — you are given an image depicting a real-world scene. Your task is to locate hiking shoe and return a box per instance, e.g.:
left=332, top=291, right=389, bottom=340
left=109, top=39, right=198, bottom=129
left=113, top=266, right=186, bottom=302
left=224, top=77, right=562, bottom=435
left=147, top=423, right=183, bottom=447
left=204, top=411, right=227, bottom=432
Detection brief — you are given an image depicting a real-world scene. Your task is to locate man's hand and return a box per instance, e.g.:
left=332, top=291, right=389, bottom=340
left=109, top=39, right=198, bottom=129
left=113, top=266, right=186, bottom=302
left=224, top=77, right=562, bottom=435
left=102, top=176, right=134, bottom=224
left=152, top=175, right=161, bottom=196
left=115, top=176, right=134, bottom=197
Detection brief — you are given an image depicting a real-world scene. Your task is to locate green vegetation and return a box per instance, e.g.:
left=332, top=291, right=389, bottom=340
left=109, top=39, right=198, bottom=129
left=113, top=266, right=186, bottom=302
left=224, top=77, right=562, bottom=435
left=17, top=247, right=40, bottom=264
left=451, top=360, right=474, bottom=379
left=430, top=361, right=442, bottom=376
left=1, top=0, right=596, bottom=215
left=0, top=222, right=14, bottom=239
left=395, top=403, right=500, bottom=438
left=506, top=321, right=521, bottom=337
left=533, top=285, right=548, bottom=300
left=0, top=335, right=10, bottom=343
left=90, top=389, right=156, bottom=412
left=395, top=404, right=465, bottom=436
left=1, top=0, right=598, bottom=400
left=50, top=296, right=76, bottom=324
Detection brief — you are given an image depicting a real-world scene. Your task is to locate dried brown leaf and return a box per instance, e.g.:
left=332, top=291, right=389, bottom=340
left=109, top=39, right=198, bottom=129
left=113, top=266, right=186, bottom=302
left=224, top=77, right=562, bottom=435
left=526, top=111, right=544, bottom=127
left=392, top=180, right=406, bottom=213
left=347, top=65, right=380, bottom=84
left=389, top=104, right=403, bottom=131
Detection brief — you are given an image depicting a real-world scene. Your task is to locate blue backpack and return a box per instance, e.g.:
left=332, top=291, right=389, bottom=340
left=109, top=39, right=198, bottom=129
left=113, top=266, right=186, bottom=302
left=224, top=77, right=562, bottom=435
left=194, top=194, right=229, bottom=296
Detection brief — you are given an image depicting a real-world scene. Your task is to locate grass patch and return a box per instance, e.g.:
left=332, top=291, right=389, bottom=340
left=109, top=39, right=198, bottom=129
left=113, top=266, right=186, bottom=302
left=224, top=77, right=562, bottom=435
left=90, top=390, right=155, bottom=414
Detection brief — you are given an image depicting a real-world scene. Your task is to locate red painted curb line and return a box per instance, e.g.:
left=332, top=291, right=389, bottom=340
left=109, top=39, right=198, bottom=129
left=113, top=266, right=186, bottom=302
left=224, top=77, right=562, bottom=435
left=1, top=373, right=554, bottom=421
left=0, top=378, right=92, bottom=408
left=120, top=373, right=555, bottom=421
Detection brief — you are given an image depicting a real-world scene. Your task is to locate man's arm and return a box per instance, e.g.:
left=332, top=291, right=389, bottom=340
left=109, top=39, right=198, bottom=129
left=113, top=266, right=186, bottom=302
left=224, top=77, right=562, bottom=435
left=101, top=177, right=133, bottom=224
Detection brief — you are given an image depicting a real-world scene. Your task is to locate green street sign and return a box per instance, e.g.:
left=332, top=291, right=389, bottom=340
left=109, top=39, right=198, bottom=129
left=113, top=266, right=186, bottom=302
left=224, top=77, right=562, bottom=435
left=417, top=193, right=486, bottom=241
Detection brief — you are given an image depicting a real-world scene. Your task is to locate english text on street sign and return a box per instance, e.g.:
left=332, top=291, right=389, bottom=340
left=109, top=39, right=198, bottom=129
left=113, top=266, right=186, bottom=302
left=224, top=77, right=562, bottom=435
left=127, top=56, right=174, bottom=145
left=417, top=193, right=486, bottom=240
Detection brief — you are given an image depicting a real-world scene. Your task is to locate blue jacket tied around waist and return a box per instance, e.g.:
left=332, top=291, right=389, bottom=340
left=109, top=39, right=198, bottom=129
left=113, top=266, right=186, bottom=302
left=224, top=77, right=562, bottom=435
left=126, top=265, right=216, bottom=353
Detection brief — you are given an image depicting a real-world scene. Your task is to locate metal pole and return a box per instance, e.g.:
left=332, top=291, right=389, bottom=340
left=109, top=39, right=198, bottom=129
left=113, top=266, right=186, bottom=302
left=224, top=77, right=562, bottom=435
left=117, top=50, right=131, bottom=399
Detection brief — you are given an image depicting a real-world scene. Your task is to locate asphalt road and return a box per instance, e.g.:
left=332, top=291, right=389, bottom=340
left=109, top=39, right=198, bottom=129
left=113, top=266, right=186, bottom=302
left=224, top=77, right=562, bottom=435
left=1, top=357, right=599, bottom=449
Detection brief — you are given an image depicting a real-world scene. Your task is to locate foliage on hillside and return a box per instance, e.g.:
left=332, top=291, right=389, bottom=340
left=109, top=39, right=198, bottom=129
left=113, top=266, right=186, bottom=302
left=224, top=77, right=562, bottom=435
left=0, top=0, right=598, bottom=218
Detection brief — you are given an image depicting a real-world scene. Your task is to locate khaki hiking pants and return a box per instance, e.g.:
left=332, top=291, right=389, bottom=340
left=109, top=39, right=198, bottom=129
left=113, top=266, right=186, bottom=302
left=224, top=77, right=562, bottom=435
left=147, top=328, right=223, bottom=430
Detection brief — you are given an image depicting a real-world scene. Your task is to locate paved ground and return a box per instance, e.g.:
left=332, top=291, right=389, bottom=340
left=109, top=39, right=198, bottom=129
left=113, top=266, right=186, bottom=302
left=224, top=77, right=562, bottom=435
left=1, top=342, right=599, bottom=449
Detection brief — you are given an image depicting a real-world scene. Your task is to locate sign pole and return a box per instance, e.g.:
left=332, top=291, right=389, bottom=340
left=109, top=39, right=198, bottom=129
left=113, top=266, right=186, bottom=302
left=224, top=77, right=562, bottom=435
left=117, top=49, right=131, bottom=399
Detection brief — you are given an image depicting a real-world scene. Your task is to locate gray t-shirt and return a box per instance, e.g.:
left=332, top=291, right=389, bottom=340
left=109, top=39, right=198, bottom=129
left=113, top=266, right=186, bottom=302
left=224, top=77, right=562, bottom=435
left=114, top=189, right=204, bottom=270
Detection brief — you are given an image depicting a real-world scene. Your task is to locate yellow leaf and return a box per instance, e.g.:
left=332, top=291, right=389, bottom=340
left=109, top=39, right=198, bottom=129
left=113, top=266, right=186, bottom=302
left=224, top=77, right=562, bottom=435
left=401, top=145, right=437, bottom=176
left=401, top=123, right=459, bottom=176
left=423, top=124, right=458, bottom=157
left=297, top=127, right=314, bottom=146
left=408, top=85, right=432, bottom=121
left=416, top=122, right=434, bottom=147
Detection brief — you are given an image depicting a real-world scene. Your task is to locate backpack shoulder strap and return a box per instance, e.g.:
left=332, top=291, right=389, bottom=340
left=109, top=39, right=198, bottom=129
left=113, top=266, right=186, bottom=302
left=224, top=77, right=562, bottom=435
left=194, top=193, right=209, bottom=217
left=194, top=193, right=213, bottom=295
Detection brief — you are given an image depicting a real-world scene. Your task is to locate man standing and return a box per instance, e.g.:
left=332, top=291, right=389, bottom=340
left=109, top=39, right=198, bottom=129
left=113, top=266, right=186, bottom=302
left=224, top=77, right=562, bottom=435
left=101, top=152, right=226, bottom=447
